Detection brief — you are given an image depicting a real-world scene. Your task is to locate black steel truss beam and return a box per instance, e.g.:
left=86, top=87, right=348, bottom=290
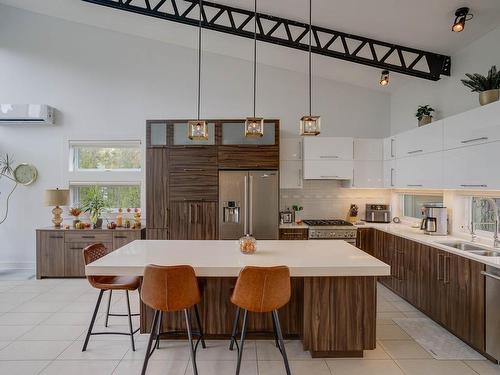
left=82, top=0, right=451, bottom=81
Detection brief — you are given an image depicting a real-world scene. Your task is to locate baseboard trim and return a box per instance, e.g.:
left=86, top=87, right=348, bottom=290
left=0, top=262, right=35, bottom=270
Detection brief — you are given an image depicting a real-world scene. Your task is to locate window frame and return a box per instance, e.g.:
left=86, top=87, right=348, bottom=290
left=464, top=196, right=500, bottom=239
left=399, top=192, right=444, bottom=221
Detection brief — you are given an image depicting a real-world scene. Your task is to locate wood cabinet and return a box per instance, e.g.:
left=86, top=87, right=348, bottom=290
left=36, top=228, right=146, bottom=279
left=169, top=201, right=218, bottom=240
left=146, top=148, right=169, bottom=229
left=356, top=228, right=375, bottom=255
left=370, top=229, right=486, bottom=352
left=279, top=228, right=308, bottom=240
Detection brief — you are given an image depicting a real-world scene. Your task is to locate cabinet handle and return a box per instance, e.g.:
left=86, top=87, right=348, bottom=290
left=390, top=168, right=395, bottom=187
left=298, top=168, right=302, bottom=187
left=49, top=235, right=64, bottom=239
left=461, top=136, right=488, bottom=144
left=81, top=235, right=95, bottom=239
left=390, top=138, right=395, bottom=158
left=460, top=184, right=487, bottom=188
left=407, top=149, right=423, bottom=155
left=407, top=184, right=423, bottom=187
left=320, top=175, right=339, bottom=178
left=437, top=253, right=443, bottom=281
left=444, top=256, right=450, bottom=284
left=320, top=155, right=339, bottom=159
left=69, top=247, right=83, bottom=250
left=183, top=168, right=204, bottom=172
left=481, top=271, right=500, bottom=281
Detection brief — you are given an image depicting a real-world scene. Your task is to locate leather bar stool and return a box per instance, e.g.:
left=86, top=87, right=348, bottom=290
left=229, top=266, right=292, bottom=375
left=82, top=243, right=141, bottom=352
left=140, top=264, right=206, bottom=375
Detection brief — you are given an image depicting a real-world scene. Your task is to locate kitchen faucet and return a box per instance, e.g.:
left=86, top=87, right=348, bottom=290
left=472, top=198, right=500, bottom=248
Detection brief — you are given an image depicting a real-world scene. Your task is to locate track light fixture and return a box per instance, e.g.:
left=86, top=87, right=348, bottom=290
left=452, top=7, right=473, bottom=33
left=380, top=70, right=390, bottom=86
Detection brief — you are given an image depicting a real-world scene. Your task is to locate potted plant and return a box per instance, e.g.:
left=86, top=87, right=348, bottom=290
left=81, top=186, right=109, bottom=229
left=415, top=105, right=435, bottom=127
left=69, top=207, right=82, bottom=228
left=461, top=65, right=500, bottom=106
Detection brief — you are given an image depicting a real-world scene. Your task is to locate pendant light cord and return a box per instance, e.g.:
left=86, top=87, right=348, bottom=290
left=197, top=0, right=202, bottom=120
left=253, top=0, right=257, bottom=118
left=308, top=0, right=312, bottom=116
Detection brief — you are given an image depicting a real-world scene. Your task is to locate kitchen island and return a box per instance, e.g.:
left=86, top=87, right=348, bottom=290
left=85, top=239, right=390, bottom=358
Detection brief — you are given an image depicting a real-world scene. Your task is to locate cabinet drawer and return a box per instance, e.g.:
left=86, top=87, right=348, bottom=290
left=113, top=231, right=142, bottom=250
left=303, top=160, right=353, bottom=180
left=64, top=242, right=112, bottom=277
left=444, top=102, right=500, bottom=150
left=395, top=120, right=443, bottom=157
left=65, top=232, right=112, bottom=243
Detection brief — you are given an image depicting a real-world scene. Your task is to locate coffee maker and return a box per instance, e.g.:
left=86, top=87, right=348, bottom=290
left=420, top=205, right=448, bottom=236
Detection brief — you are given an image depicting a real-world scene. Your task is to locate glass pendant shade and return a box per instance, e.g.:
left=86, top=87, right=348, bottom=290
left=300, top=116, right=321, bottom=136
left=188, top=120, right=209, bottom=140
left=245, top=117, right=264, bottom=137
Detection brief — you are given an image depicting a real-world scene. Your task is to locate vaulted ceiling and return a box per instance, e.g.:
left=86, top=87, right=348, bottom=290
left=2, top=0, right=500, bottom=91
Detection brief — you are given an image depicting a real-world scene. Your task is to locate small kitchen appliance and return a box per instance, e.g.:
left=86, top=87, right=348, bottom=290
left=302, top=219, right=357, bottom=244
left=365, top=204, right=391, bottom=223
left=280, top=208, right=294, bottom=224
left=420, top=205, right=448, bottom=236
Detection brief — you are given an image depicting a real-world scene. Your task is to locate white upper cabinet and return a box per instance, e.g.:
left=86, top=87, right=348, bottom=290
left=352, top=161, right=383, bottom=188
left=280, top=138, right=302, bottom=160
left=303, top=160, right=353, bottom=180
left=383, top=137, right=396, bottom=160
left=395, top=153, right=443, bottom=189
left=395, top=120, right=443, bottom=158
left=443, top=102, right=500, bottom=150
left=303, top=137, right=354, bottom=160
left=354, top=138, right=383, bottom=161
left=443, top=141, right=500, bottom=189
left=383, top=159, right=396, bottom=188
left=280, top=160, right=303, bottom=189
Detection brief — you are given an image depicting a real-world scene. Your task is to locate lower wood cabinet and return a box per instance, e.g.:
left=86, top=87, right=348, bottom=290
left=356, top=228, right=375, bottom=255
left=370, top=229, right=486, bottom=352
left=169, top=201, right=217, bottom=240
left=36, top=228, right=145, bottom=279
left=279, top=228, right=308, bottom=240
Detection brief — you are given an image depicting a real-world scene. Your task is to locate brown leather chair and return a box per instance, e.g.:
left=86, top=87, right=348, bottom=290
left=140, top=264, right=206, bottom=375
left=82, top=243, right=141, bottom=352
left=230, top=266, right=291, bottom=375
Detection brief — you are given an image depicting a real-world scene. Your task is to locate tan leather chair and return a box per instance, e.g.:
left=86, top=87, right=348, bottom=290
left=229, top=266, right=291, bottom=375
left=140, top=264, right=205, bottom=375
left=82, top=243, right=141, bottom=352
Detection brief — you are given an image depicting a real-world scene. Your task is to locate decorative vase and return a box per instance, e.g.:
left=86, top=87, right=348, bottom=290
left=93, top=218, right=103, bottom=229
left=479, top=89, right=499, bottom=106
left=72, top=218, right=80, bottom=228
left=239, top=234, right=257, bottom=254
left=418, top=115, right=432, bottom=127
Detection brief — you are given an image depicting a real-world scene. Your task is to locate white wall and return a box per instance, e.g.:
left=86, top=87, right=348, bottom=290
left=0, top=5, right=390, bottom=268
left=390, top=26, right=500, bottom=135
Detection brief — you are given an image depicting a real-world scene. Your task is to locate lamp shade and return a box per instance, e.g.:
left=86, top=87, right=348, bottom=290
left=44, top=189, right=69, bottom=206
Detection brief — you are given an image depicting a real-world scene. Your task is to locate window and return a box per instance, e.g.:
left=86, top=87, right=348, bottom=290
left=71, top=184, right=140, bottom=211
left=471, top=197, right=500, bottom=234
left=70, top=141, right=141, bottom=171
left=402, top=194, right=443, bottom=219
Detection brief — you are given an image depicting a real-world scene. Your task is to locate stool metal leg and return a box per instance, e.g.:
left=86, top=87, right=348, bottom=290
left=193, top=305, right=206, bottom=349
left=235, top=309, right=248, bottom=375
left=272, top=310, right=291, bottom=375
left=104, top=290, right=112, bottom=327
left=156, top=311, right=163, bottom=349
left=271, top=313, right=280, bottom=348
left=141, top=309, right=160, bottom=375
left=229, top=307, right=240, bottom=351
left=82, top=289, right=105, bottom=352
left=184, top=309, right=198, bottom=375
left=125, top=290, right=136, bottom=351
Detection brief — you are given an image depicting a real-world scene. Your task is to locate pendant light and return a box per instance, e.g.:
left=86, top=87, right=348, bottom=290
left=245, top=0, right=264, bottom=138
left=188, top=0, right=208, bottom=140
left=300, top=0, right=320, bottom=136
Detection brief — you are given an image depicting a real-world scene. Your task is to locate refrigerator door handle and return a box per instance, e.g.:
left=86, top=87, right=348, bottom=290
left=244, top=175, right=248, bottom=235
left=249, top=175, right=254, bottom=235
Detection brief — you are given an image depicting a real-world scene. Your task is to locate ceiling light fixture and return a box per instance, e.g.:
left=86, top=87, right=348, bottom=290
left=300, top=0, right=320, bottom=136
left=188, top=0, right=208, bottom=141
left=452, top=7, right=473, bottom=33
left=245, top=0, right=264, bottom=138
left=380, top=70, right=390, bottom=86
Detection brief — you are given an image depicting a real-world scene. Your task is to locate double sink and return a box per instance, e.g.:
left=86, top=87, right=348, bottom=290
left=437, top=241, right=500, bottom=257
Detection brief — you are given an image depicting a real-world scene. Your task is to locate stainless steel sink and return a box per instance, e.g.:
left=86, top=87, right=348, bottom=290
left=437, top=241, right=500, bottom=256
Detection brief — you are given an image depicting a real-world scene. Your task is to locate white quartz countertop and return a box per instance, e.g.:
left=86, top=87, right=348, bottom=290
left=358, top=222, right=500, bottom=269
left=85, top=240, right=390, bottom=277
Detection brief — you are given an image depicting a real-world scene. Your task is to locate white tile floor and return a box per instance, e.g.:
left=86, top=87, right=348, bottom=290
left=0, top=277, right=498, bottom=375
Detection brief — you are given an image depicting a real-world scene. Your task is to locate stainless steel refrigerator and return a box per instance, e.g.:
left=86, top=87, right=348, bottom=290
left=219, top=171, right=279, bottom=240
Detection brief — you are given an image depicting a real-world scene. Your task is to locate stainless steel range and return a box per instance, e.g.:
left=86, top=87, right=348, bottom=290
left=302, top=219, right=357, bottom=244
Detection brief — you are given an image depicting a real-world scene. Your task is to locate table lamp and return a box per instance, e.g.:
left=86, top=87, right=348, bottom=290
left=44, top=188, right=69, bottom=227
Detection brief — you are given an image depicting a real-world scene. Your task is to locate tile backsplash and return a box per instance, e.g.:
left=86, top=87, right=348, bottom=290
left=280, top=180, right=391, bottom=220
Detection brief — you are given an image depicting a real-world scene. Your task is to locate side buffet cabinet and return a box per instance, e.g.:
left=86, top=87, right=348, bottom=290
left=36, top=227, right=146, bottom=279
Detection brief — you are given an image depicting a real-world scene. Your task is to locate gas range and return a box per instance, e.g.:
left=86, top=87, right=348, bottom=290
left=302, top=219, right=357, bottom=242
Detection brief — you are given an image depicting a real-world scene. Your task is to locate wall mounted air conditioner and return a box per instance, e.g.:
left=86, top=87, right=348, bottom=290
left=0, top=104, right=55, bottom=125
